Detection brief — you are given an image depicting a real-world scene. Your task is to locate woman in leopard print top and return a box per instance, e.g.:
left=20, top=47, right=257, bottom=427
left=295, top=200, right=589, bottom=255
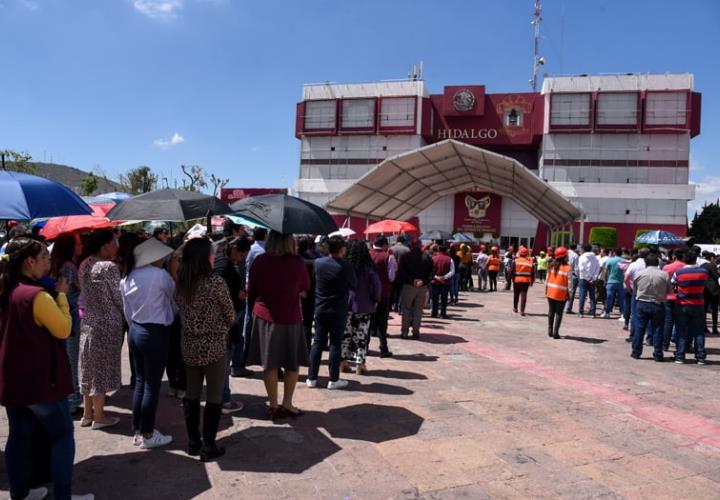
left=176, top=238, right=235, bottom=462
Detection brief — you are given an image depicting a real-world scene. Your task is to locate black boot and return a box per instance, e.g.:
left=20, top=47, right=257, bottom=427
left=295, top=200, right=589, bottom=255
left=183, top=398, right=202, bottom=456
left=200, top=402, right=225, bottom=462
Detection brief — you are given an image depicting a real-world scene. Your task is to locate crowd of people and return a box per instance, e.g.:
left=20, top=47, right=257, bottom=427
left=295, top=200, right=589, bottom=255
left=0, top=218, right=718, bottom=499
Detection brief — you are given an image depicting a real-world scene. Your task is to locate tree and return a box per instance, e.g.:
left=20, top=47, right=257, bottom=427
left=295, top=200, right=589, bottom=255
left=689, top=202, right=720, bottom=244
left=209, top=173, right=229, bottom=197
left=80, top=173, right=99, bottom=195
left=180, top=164, right=207, bottom=192
left=119, top=165, right=158, bottom=194
left=1, top=149, right=35, bottom=174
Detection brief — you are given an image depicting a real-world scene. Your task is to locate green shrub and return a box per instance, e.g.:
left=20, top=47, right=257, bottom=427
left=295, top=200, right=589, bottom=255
left=550, top=230, right=571, bottom=248
left=588, top=227, right=618, bottom=249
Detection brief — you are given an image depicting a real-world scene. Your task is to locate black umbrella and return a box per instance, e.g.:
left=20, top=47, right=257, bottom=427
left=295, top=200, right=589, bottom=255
left=420, top=229, right=453, bottom=241
left=106, top=188, right=231, bottom=222
left=230, top=194, right=337, bottom=234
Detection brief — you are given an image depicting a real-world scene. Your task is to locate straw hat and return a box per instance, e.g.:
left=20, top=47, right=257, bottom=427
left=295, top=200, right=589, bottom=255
left=133, top=238, right=174, bottom=268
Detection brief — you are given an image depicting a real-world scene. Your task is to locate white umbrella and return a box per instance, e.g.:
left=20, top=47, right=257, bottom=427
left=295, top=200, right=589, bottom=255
left=328, top=227, right=356, bottom=238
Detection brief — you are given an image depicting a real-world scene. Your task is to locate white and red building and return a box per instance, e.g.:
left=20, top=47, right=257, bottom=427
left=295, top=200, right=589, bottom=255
left=293, top=74, right=700, bottom=248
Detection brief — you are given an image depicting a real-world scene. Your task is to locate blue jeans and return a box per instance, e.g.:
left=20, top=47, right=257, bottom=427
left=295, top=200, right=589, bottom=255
left=450, top=273, right=460, bottom=302
left=309, top=312, right=347, bottom=382
left=674, top=305, right=706, bottom=361
left=5, top=400, right=75, bottom=500
left=578, top=279, right=596, bottom=316
left=128, top=322, right=170, bottom=434
left=565, top=275, right=579, bottom=312
left=64, top=332, right=81, bottom=408
left=664, top=300, right=676, bottom=347
left=605, top=282, right=622, bottom=314
left=631, top=301, right=665, bottom=359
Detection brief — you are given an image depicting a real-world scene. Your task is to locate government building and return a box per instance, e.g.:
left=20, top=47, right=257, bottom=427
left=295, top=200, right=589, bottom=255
left=292, top=74, right=701, bottom=248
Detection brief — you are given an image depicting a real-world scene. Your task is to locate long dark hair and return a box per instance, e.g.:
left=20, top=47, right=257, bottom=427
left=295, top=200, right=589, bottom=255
left=50, top=233, right=77, bottom=279
left=177, top=238, right=213, bottom=304
left=550, top=256, right=568, bottom=272
left=347, top=240, right=372, bottom=273
left=0, top=238, right=45, bottom=306
left=118, top=232, right=144, bottom=278
left=84, top=229, right=115, bottom=258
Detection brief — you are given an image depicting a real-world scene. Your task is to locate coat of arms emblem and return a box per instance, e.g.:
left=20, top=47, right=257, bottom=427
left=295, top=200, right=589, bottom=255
left=453, top=89, right=475, bottom=112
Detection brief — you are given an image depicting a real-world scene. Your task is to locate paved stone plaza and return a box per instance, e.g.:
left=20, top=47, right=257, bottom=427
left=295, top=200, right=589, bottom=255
left=2, top=284, right=720, bottom=499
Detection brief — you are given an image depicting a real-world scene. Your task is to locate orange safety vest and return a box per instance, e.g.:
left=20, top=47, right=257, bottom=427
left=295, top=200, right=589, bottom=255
left=546, top=264, right=571, bottom=301
left=513, top=257, right=533, bottom=284
left=487, top=257, right=500, bottom=272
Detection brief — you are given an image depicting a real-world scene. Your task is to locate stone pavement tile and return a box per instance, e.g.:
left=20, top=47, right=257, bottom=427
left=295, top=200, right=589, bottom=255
left=278, top=478, right=321, bottom=498
left=428, top=436, right=500, bottom=470
left=413, top=418, right=473, bottom=441
left=376, top=436, right=432, bottom=459
left=553, top=479, right=625, bottom=499
left=418, top=483, right=493, bottom=499
left=618, top=475, right=720, bottom=500
left=616, top=453, right=697, bottom=482
left=542, top=439, right=626, bottom=467
left=574, top=458, right=657, bottom=493
left=391, top=452, right=476, bottom=493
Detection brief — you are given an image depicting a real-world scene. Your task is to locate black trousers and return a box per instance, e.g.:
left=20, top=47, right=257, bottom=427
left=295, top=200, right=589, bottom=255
left=705, top=290, right=719, bottom=332
left=513, top=282, right=530, bottom=312
left=430, top=283, right=449, bottom=317
left=548, top=298, right=566, bottom=336
left=369, top=295, right=391, bottom=353
left=488, top=271, right=498, bottom=291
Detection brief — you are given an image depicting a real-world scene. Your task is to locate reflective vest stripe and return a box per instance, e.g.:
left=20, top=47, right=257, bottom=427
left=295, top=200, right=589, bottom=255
left=546, top=264, right=571, bottom=301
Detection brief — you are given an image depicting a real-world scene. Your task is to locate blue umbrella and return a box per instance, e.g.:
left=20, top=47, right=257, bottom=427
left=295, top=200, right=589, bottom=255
left=0, top=170, right=92, bottom=220
left=634, top=230, right=685, bottom=247
left=452, top=232, right=476, bottom=243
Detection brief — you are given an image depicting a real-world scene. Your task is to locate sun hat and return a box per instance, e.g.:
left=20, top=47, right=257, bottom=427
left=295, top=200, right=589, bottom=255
left=133, top=237, right=174, bottom=268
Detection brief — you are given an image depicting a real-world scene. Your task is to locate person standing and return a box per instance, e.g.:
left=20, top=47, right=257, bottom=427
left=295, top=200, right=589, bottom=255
left=342, top=241, right=381, bottom=374
left=369, top=236, right=395, bottom=358
left=448, top=242, right=461, bottom=303
left=536, top=250, right=548, bottom=283
left=390, top=235, right=410, bottom=311
left=564, top=245, right=580, bottom=314
left=307, top=236, right=356, bottom=390
left=49, top=233, right=83, bottom=415
left=176, top=238, right=235, bottom=461
left=242, top=227, right=267, bottom=375
left=0, top=238, right=95, bottom=500
left=247, top=231, right=310, bottom=418
left=601, top=248, right=625, bottom=319
left=546, top=247, right=570, bottom=339
left=672, top=250, right=709, bottom=365
left=630, top=254, right=671, bottom=362
left=577, top=244, right=600, bottom=318
left=120, top=238, right=176, bottom=449
left=78, top=229, right=124, bottom=430
left=701, top=252, right=719, bottom=335
left=662, top=248, right=686, bottom=350
left=457, top=244, right=474, bottom=291
left=487, top=247, right=501, bottom=292
left=397, top=240, right=434, bottom=339
left=430, top=245, right=454, bottom=319
left=510, top=247, right=534, bottom=316
left=476, top=246, right=489, bottom=291
left=503, top=246, right=515, bottom=291
left=624, top=248, right=650, bottom=341
left=298, top=236, right=319, bottom=350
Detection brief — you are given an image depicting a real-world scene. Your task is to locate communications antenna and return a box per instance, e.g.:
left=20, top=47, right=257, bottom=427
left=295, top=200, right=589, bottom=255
left=530, top=0, right=545, bottom=91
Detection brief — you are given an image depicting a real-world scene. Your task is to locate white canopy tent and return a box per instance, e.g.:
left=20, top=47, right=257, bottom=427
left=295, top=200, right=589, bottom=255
left=326, top=140, right=582, bottom=229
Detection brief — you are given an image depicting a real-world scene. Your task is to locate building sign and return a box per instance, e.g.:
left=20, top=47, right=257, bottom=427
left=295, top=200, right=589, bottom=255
left=436, top=128, right=500, bottom=140
left=453, top=192, right=502, bottom=234
left=220, top=187, right=288, bottom=204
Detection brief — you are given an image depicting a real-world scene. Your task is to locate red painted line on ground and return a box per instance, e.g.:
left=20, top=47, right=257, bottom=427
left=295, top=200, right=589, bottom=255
left=459, top=341, right=720, bottom=451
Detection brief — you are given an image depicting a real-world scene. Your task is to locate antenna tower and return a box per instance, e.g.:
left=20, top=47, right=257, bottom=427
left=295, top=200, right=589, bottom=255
left=530, top=0, right=544, bottom=92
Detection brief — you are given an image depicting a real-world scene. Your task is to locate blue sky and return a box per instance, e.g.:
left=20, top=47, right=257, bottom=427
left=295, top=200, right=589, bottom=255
left=1, top=0, right=718, bottom=214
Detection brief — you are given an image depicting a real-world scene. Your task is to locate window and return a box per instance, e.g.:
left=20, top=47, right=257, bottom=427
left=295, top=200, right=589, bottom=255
left=341, top=99, right=375, bottom=129
left=380, top=97, right=415, bottom=127
left=304, top=100, right=336, bottom=130
left=504, top=108, right=523, bottom=127
left=597, top=92, right=638, bottom=126
left=550, top=93, right=591, bottom=126
left=645, top=91, right=687, bottom=126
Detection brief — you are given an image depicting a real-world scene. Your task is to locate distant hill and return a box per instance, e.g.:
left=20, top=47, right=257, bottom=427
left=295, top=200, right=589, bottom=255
left=23, top=162, right=124, bottom=196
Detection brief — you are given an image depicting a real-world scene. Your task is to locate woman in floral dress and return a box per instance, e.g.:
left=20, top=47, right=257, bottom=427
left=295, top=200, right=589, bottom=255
left=78, top=229, right=124, bottom=430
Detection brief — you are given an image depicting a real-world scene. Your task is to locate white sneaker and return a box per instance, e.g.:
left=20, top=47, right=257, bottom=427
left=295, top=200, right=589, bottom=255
left=21, top=487, right=48, bottom=500
left=140, top=430, right=173, bottom=449
left=221, top=400, right=244, bottom=414
left=601, top=312, right=610, bottom=319
left=618, top=317, right=625, bottom=322
left=327, top=379, right=349, bottom=390
left=306, top=378, right=317, bottom=388
left=132, top=433, right=142, bottom=446
left=91, top=417, right=120, bottom=430
left=71, top=495, right=95, bottom=500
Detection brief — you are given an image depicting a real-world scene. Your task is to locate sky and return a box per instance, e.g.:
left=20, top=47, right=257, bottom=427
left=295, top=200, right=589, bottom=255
left=1, top=0, right=718, bottom=216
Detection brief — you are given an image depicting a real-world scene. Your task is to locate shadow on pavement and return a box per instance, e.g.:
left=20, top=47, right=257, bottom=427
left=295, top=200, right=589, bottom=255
left=561, top=336, right=608, bottom=344
left=322, top=403, right=424, bottom=443
left=74, top=449, right=212, bottom=499
left=345, top=381, right=414, bottom=395
left=364, top=369, right=428, bottom=380
left=416, top=333, right=468, bottom=345
left=391, top=353, right=439, bottom=362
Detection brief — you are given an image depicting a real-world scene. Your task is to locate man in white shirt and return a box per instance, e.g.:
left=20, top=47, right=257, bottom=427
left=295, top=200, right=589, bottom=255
left=565, top=245, right=580, bottom=314
left=624, top=247, right=650, bottom=343
left=578, top=244, right=601, bottom=317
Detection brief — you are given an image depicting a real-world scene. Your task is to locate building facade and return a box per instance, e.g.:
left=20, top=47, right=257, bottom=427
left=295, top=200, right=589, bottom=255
left=293, top=74, right=700, bottom=248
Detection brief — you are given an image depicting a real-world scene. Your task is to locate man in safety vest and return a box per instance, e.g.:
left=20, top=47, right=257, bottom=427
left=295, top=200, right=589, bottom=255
left=510, top=246, right=535, bottom=316
left=487, top=247, right=501, bottom=292
left=546, top=247, right=571, bottom=338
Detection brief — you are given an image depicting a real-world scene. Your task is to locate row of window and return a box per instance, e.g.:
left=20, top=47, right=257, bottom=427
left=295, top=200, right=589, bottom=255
left=303, top=97, right=416, bottom=131
left=550, top=91, right=689, bottom=129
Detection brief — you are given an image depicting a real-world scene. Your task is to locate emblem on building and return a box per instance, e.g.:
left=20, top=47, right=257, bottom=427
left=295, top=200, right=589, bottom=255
left=465, top=195, right=491, bottom=219
left=453, top=89, right=475, bottom=112
left=496, top=95, right=532, bottom=138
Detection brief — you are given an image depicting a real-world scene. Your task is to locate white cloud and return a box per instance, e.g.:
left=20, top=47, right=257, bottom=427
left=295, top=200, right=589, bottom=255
left=153, top=132, right=185, bottom=149
left=133, top=0, right=183, bottom=20
left=689, top=175, right=720, bottom=215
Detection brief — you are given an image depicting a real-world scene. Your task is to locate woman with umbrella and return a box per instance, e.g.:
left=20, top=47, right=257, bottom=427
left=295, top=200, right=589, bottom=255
left=246, top=231, right=310, bottom=418
left=78, top=229, right=124, bottom=430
